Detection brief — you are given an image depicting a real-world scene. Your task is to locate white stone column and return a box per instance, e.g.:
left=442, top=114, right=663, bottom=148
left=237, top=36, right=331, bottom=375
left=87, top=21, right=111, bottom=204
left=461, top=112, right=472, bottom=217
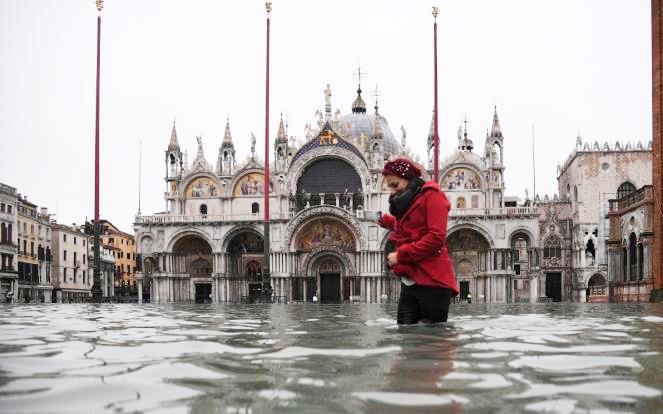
left=137, top=279, right=143, bottom=303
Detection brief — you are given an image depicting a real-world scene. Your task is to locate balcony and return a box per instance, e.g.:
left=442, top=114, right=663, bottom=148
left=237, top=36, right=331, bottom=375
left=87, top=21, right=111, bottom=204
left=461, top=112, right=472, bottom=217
left=136, top=212, right=295, bottom=225
left=450, top=206, right=539, bottom=218
left=609, top=186, right=653, bottom=213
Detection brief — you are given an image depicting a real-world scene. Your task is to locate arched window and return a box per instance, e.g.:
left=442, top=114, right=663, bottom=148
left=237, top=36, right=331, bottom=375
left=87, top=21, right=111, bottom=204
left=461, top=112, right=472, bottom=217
left=252, top=202, right=260, bottom=214
left=544, top=236, right=562, bottom=258
left=628, top=232, right=637, bottom=281
left=456, top=197, right=466, bottom=209
left=169, top=153, right=175, bottom=165
left=573, top=185, right=578, bottom=202
left=0, top=223, right=6, bottom=243
left=7, top=224, right=12, bottom=242
left=566, top=184, right=571, bottom=201
left=199, top=204, right=208, bottom=215
left=617, top=182, right=636, bottom=199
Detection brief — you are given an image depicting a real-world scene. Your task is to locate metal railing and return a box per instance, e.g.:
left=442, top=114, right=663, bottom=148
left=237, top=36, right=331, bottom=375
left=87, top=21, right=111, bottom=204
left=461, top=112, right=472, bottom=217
left=450, top=206, right=539, bottom=217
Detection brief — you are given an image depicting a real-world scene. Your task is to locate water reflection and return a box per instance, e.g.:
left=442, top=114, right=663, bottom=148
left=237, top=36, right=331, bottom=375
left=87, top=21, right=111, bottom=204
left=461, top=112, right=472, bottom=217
left=0, top=303, right=661, bottom=413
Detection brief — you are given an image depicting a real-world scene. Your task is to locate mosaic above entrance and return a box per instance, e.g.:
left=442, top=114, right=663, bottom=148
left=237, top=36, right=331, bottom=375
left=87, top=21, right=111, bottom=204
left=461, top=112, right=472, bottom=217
left=234, top=173, right=274, bottom=196
left=441, top=168, right=481, bottom=190
left=295, top=219, right=355, bottom=251
left=186, top=177, right=220, bottom=198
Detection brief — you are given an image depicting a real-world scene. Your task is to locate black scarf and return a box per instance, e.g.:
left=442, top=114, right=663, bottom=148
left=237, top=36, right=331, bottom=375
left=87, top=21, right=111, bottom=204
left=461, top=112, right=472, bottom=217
left=388, top=177, right=425, bottom=219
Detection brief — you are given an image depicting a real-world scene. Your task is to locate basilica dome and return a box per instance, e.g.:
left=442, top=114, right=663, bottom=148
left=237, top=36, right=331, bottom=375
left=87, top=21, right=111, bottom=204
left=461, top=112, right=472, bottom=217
left=337, top=86, right=401, bottom=157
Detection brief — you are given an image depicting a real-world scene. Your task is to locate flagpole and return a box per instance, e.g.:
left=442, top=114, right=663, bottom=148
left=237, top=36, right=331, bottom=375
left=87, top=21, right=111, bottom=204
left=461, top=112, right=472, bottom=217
left=432, top=7, right=440, bottom=183
left=92, top=0, right=104, bottom=301
left=263, top=2, right=272, bottom=296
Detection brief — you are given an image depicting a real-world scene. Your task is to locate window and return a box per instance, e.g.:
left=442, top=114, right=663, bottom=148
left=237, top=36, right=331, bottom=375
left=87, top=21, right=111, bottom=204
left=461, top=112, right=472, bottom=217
left=7, top=205, right=11, bottom=213
left=200, top=204, right=208, bottom=215
left=23, top=223, right=27, bottom=233
left=30, top=242, right=34, bottom=257
left=1, top=203, right=4, bottom=212
left=64, top=250, right=67, bottom=261
left=83, top=270, right=86, bottom=284
left=30, top=225, right=34, bottom=235
left=23, top=240, right=26, bottom=254
left=83, top=254, right=86, bottom=264
left=74, top=237, right=77, bottom=245
left=121, top=239, right=124, bottom=244
left=127, top=253, right=131, bottom=260
left=63, top=268, right=67, bottom=281
left=108, top=237, right=114, bottom=244
left=251, top=203, right=259, bottom=214
left=617, top=182, right=636, bottom=199
left=471, top=195, right=479, bottom=209
left=83, top=240, right=85, bottom=246
left=63, top=234, right=67, bottom=242
left=544, top=237, right=562, bottom=259
left=74, top=252, right=77, bottom=266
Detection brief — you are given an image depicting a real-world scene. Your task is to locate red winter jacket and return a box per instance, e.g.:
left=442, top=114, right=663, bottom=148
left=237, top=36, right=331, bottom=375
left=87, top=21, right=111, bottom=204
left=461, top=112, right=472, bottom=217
left=379, top=181, right=459, bottom=295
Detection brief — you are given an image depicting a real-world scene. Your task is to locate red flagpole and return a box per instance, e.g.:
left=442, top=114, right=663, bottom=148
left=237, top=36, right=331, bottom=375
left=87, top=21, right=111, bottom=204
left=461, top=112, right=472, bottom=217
left=433, top=7, right=440, bottom=183
left=92, top=0, right=104, bottom=301
left=263, top=2, right=272, bottom=293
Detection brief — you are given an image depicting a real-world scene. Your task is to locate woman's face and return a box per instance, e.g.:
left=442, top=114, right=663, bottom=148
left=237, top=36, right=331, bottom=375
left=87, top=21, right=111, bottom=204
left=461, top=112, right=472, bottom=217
left=384, top=174, right=409, bottom=195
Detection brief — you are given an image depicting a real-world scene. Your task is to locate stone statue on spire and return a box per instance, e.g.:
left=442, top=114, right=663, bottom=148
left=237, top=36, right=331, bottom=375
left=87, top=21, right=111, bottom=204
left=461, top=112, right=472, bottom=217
left=324, top=84, right=332, bottom=107
left=250, top=133, right=256, bottom=158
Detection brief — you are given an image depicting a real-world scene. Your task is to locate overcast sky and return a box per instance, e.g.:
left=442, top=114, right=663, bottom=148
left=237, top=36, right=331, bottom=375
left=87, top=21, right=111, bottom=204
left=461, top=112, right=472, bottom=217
left=0, top=0, right=652, bottom=232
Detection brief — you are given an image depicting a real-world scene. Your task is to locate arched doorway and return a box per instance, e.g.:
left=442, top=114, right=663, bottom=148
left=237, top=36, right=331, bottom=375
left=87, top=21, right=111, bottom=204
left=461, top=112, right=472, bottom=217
left=142, top=257, right=157, bottom=303
left=447, top=228, right=491, bottom=302
left=172, top=235, right=213, bottom=303
left=293, top=217, right=357, bottom=302
left=226, top=230, right=264, bottom=301
left=312, top=255, right=344, bottom=303
left=587, top=273, right=607, bottom=303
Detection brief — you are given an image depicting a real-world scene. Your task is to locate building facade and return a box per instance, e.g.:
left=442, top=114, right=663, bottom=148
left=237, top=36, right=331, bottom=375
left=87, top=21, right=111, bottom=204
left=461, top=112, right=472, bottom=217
left=134, top=84, right=653, bottom=304
left=16, top=196, right=52, bottom=302
left=0, top=183, right=18, bottom=302
left=51, top=223, right=91, bottom=302
left=556, top=138, right=652, bottom=302
left=100, top=220, right=136, bottom=292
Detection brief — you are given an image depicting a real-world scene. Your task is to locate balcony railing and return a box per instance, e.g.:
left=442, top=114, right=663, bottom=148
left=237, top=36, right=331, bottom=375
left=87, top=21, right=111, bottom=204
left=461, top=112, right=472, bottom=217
left=136, top=212, right=295, bottom=224
left=609, top=186, right=653, bottom=213
left=450, top=206, right=539, bottom=218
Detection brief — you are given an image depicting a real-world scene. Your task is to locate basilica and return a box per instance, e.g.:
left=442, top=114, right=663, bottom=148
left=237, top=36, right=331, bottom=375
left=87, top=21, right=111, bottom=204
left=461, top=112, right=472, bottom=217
left=134, top=83, right=653, bottom=304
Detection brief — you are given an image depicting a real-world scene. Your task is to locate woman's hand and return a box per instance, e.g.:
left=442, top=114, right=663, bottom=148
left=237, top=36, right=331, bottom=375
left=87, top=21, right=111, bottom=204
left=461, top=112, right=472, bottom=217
left=387, top=252, right=398, bottom=267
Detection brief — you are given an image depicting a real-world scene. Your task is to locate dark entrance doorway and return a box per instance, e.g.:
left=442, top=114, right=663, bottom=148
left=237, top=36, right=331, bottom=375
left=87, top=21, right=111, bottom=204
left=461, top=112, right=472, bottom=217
left=545, top=273, right=562, bottom=302
left=195, top=283, right=212, bottom=303
left=320, top=273, right=341, bottom=303
left=459, top=281, right=470, bottom=300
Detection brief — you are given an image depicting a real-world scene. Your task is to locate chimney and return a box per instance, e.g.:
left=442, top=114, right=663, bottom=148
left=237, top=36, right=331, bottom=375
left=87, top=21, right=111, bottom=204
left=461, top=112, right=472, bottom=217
left=40, top=207, right=48, bottom=217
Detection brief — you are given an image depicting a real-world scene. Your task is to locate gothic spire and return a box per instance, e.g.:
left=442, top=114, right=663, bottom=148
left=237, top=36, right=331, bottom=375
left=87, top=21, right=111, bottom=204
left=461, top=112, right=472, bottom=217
left=490, top=106, right=503, bottom=138
left=276, top=114, right=288, bottom=143
left=222, top=117, right=233, bottom=147
left=168, top=120, right=180, bottom=152
left=427, top=109, right=435, bottom=149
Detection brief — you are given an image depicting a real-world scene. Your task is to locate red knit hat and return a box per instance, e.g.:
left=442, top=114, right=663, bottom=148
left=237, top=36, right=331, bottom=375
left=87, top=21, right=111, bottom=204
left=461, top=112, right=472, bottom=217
left=381, top=158, right=422, bottom=179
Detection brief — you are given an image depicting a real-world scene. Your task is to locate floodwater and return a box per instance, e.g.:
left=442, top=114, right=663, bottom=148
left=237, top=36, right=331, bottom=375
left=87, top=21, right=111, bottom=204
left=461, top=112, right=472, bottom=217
left=0, top=303, right=662, bottom=414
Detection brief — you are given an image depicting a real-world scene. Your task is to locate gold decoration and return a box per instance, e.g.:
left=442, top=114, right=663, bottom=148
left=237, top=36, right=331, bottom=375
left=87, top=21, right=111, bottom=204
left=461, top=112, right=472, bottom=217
left=265, top=2, right=272, bottom=14
left=432, top=6, right=439, bottom=18
left=96, top=0, right=104, bottom=12
left=319, top=129, right=337, bottom=145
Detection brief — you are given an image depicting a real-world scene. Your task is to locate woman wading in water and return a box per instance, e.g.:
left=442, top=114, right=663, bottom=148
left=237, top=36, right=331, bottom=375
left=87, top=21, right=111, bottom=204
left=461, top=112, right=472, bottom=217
left=378, top=158, right=459, bottom=324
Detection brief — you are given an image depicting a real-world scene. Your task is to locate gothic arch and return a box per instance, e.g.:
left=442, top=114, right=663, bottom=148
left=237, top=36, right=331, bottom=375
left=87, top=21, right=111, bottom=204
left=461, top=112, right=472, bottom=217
left=221, top=224, right=264, bottom=252
left=303, top=247, right=355, bottom=277
left=617, top=181, right=637, bottom=199
left=508, top=227, right=537, bottom=248
left=166, top=228, right=214, bottom=253
left=447, top=222, right=495, bottom=248
left=180, top=172, right=221, bottom=199
left=288, top=149, right=370, bottom=196
left=282, top=205, right=367, bottom=251
left=229, top=168, right=277, bottom=197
